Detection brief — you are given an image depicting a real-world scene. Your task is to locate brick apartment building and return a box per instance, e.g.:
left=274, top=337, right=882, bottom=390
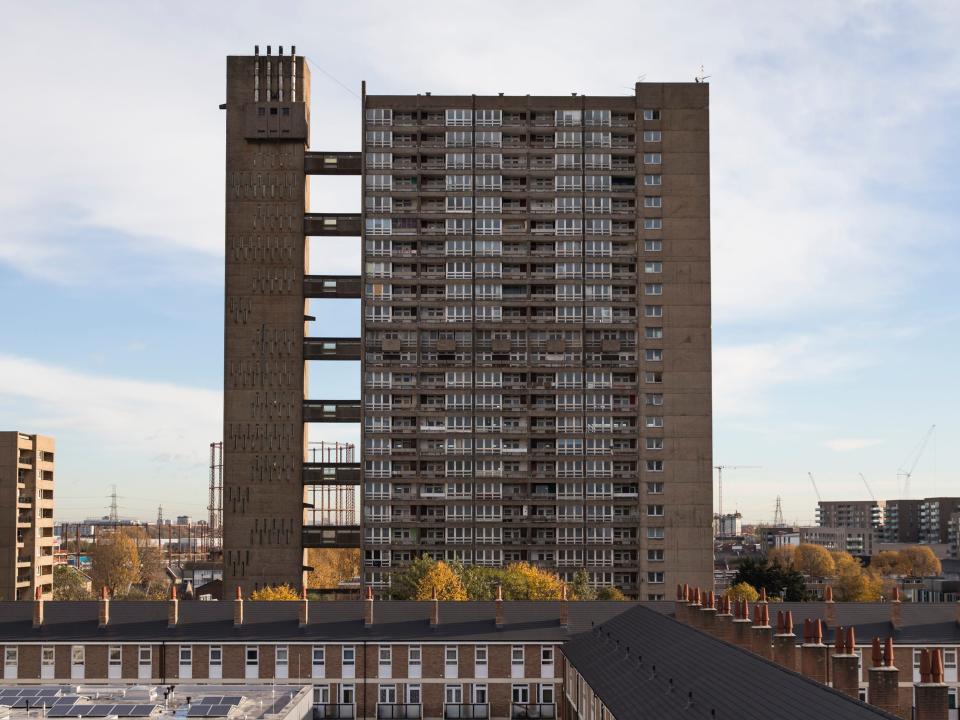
left=0, top=432, right=55, bottom=600
left=221, top=45, right=713, bottom=598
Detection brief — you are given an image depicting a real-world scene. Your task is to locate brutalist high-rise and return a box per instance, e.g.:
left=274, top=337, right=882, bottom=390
left=222, top=44, right=713, bottom=597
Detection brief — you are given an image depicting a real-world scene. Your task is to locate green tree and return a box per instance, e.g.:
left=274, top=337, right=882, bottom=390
left=53, top=565, right=92, bottom=600
left=569, top=569, right=596, bottom=600
left=596, top=586, right=627, bottom=601
left=391, top=555, right=437, bottom=600
left=731, top=557, right=807, bottom=601
left=89, top=531, right=140, bottom=597
left=458, top=565, right=505, bottom=600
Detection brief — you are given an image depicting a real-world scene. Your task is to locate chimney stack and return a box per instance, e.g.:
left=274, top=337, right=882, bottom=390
left=364, top=586, right=374, bottom=627
left=495, top=585, right=504, bottom=628
left=430, top=587, right=439, bottom=628
left=831, top=625, right=859, bottom=698
left=731, top=599, right=752, bottom=649
left=772, top=610, right=797, bottom=671
left=234, top=586, right=244, bottom=626
left=751, top=602, right=773, bottom=659
left=32, top=587, right=44, bottom=628
left=800, top=618, right=828, bottom=683
left=714, top=595, right=733, bottom=642
left=299, top=586, right=309, bottom=627
left=98, top=587, right=110, bottom=627
left=168, top=584, right=179, bottom=627
left=914, top=649, right=949, bottom=720
left=824, top=585, right=836, bottom=627
left=689, top=588, right=703, bottom=628
left=560, top=584, right=569, bottom=629
left=699, top=590, right=718, bottom=633
left=867, top=637, right=901, bottom=717
left=890, top=585, right=902, bottom=629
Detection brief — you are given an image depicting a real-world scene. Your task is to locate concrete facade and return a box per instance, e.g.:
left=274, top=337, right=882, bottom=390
left=0, top=432, right=55, bottom=600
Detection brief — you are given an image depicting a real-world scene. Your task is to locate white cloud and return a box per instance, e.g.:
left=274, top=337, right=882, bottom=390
left=824, top=438, right=883, bottom=452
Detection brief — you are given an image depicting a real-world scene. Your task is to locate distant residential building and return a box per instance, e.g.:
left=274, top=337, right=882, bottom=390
left=773, top=531, right=800, bottom=549
left=714, top=512, right=742, bottom=537
left=759, top=525, right=797, bottom=548
left=816, top=500, right=883, bottom=529
left=800, top=525, right=878, bottom=556
left=883, top=499, right=922, bottom=542
left=948, top=512, right=959, bottom=559
left=176, top=515, right=190, bottom=525
left=0, top=432, right=55, bottom=600
left=919, top=497, right=960, bottom=544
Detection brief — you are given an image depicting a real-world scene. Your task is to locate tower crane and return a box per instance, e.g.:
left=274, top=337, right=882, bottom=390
left=898, top=424, right=936, bottom=499
left=714, top=465, right=761, bottom=517
left=807, top=472, right=822, bottom=502
left=859, top=473, right=875, bottom=501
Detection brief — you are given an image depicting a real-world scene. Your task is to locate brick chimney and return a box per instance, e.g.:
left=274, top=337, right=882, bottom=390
left=559, top=584, right=569, bottom=629
left=675, top=584, right=685, bottom=622
left=801, top=618, right=828, bottom=683
left=298, top=586, right=309, bottom=627
left=731, top=599, right=752, bottom=649
left=430, top=587, right=439, bottom=628
left=867, top=637, right=900, bottom=717
left=168, top=584, right=179, bottom=627
left=714, top=595, right=733, bottom=643
left=772, top=610, right=797, bottom=671
left=831, top=625, right=859, bottom=698
left=364, top=586, right=374, bottom=627
left=699, top=590, right=717, bottom=633
left=890, top=585, right=902, bottom=629
left=679, top=583, right=689, bottom=623
left=32, top=587, right=44, bottom=628
left=494, top=584, right=504, bottom=628
left=98, top=587, right=110, bottom=627
left=751, top=602, right=773, bottom=659
left=914, top=649, right=949, bottom=720
left=233, top=586, right=244, bottom=626
left=824, top=585, right=836, bottom=627
left=689, top=587, right=703, bottom=628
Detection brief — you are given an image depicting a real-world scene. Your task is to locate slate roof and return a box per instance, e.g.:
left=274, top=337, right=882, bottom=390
left=0, top=600, right=649, bottom=643
left=562, top=604, right=902, bottom=720
left=770, top=602, right=960, bottom=644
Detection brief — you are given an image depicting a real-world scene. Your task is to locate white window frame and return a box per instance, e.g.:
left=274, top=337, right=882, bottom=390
left=209, top=645, right=223, bottom=680
left=178, top=644, right=193, bottom=680
left=511, top=645, right=525, bottom=679
left=245, top=645, right=259, bottom=680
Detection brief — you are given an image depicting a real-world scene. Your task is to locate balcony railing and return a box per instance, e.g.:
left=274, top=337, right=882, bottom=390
left=377, top=704, right=422, bottom=720
left=314, top=704, right=355, bottom=720
left=511, top=704, right=556, bottom=719
left=444, top=704, right=489, bottom=719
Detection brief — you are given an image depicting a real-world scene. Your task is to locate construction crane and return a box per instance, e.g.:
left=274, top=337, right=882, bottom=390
left=859, top=473, right=875, bottom=501
left=714, top=465, right=761, bottom=517
left=898, top=424, right=936, bottom=499
left=807, top=472, right=822, bottom=502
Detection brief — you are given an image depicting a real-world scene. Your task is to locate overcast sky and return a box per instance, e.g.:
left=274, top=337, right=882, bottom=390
left=1, top=1, right=958, bottom=524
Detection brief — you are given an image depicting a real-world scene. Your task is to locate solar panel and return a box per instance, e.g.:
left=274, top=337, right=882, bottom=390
left=219, top=697, right=243, bottom=705
left=89, top=704, right=117, bottom=716
left=205, top=705, right=234, bottom=716
left=187, top=707, right=209, bottom=717
left=39, top=688, right=62, bottom=697
left=113, top=705, right=137, bottom=715
left=48, top=706, right=77, bottom=717
left=131, top=704, right=158, bottom=716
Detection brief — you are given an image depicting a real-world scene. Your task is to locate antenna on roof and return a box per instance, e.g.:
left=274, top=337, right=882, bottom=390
left=695, top=65, right=711, bottom=83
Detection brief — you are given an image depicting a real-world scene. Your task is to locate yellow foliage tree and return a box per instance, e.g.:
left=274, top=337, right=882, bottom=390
left=414, top=561, right=468, bottom=600
left=250, top=584, right=300, bottom=600
left=308, top=548, right=361, bottom=589
left=897, top=546, right=941, bottom=577
left=766, top=546, right=795, bottom=568
left=792, top=544, right=836, bottom=578
left=872, top=550, right=905, bottom=576
left=833, top=552, right=881, bottom=601
left=501, top=562, right=565, bottom=600
left=724, top=582, right=759, bottom=602
left=89, top=531, right=140, bottom=597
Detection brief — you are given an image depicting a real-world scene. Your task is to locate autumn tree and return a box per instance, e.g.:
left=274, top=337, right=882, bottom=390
left=766, top=546, right=795, bottom=569
left=897, top=546, right=941, bottom=577
left=871, top=550, right=905, bottom=576
left=724, top=582, right=759, bottom=602
left=501, top=562, right=565, bottom=600
left=833, top=552, right=881, bottom=601
left=414, top=561, right=468, bottom=600
left=89, top=531, right=140, bottom=597
left=792, top=544, right=836, bottom=578
left=596, top=586, right=628, bottom=601
left=458, top=565, right=504, bottom=601
left=250, top=584, right=300, bottom=600
left=308, top=549, right=361, bottom=589
left=53, top=565, right=92, bottom=600
left=391, top=555, right=436, bottom=600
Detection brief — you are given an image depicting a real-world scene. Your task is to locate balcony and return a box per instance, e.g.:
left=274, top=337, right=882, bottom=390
left=303, top=463, right=360, bottom=485
left=304, top=275, right=360, bottom=298
left=303, top=400, right=361, bottom=423
left=303, top=526, right=361, bottom=548
left=315, top=704, right=355, bottom=719
left=304, top=338, right=361, bottom=361
left=512, top=705, right=555, bottom=719
left=377, top=705, right=422, bottom=720
left=304, top=152, right=361, bottom=175
left=444, top=705, right=489, bottom=719
left=304, top=213, right=361, bottom=236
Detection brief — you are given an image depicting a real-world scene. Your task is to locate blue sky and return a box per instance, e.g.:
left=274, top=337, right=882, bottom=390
left=1, top=1, right=958, bottom=523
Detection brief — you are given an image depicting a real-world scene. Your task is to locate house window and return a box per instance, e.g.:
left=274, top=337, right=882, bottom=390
left=645, top=305, right=663, bottom=317
left=408, top=646, right=421, bottom=667
left=276, top=646, right=288, bottom=667
left=4, top=648, right=17, bottom=667
left=445, top=685, right=464, bottom=704
left=541, top=647, right=554, bottom=664
left=246, top=647, right=259, bottom=666
left=648, top=527, right=665, bottom=539
left=41, top=647, right=55, bottom=667
left=209, top=646, right=222, bottom=667
left=644, top=240, right=662, bottom=252
left=379, top=685, right=397, bottom=704
left=643, top=109, right=661, bottom=121
left=648, top=549, right=665, bottom=561
left=512, top=646, right=524, bottom=666
left=643, top=131, right=662, bottom=142
left=379, top=646, right=391, bottom=666
left=512, top=685, right=530, bottom=704
left=473, top=685, right=488, bottom=704
left=648, top=571, right=665, bottom=583
left=643, top=175, right=662, bottom=186
left=445, top=646, right=458, bottom=665
left=647, top=504, right=665, bottom=516
left=343, top=646, right=355, bottom=667
left=646, top=460, right=664, bottom=472
left=71, top=646, right=85, bottom=665
left=643, top=219, right=662, bottom=230
left=179, top=646, right=192, bottom=665
left=646, top=482, right=664, bottom=494
left=138, top=646, right=152, bottom=665
left=312, top=646, right=325, bottom=666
